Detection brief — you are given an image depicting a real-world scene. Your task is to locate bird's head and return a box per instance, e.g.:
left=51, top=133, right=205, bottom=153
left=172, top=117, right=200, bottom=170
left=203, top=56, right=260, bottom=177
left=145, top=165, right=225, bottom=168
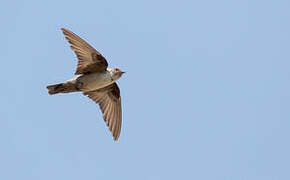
left=109, top=68, right=125, bottom=80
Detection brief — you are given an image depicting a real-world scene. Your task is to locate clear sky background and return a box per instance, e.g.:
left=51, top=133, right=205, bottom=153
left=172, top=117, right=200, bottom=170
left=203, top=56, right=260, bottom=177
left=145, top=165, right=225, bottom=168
left=1, top=0, right=290, bottom=179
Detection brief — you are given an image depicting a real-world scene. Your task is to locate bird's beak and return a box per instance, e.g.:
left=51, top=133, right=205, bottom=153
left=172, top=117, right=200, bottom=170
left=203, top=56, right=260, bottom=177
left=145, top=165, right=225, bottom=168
left=121, top=71, right=126, bottom=74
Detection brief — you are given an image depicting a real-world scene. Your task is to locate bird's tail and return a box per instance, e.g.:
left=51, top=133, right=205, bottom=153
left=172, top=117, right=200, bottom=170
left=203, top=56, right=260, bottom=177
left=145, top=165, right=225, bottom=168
left=46, top=82, right=79, bottom=95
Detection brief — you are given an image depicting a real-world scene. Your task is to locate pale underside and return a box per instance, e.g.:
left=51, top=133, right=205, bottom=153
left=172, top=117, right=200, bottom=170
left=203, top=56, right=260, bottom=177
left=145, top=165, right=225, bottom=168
left=77, top=71, right=115, bottom=93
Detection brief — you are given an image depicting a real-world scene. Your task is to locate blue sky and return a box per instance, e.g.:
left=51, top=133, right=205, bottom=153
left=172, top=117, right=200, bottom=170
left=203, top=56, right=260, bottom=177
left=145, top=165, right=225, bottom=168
left=1, top=0, right=290, bottom=179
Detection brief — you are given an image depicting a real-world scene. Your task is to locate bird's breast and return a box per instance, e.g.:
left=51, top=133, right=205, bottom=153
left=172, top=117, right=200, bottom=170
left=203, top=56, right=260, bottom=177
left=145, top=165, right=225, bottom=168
left=78, top=72, right=114, bottom=92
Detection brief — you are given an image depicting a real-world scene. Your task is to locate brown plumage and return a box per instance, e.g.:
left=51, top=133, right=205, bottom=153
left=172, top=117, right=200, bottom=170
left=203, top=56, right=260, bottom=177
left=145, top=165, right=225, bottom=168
left=47, top=82, right=80, bottom=95
left=47, top=28, right=125, bottom=141
left=61, top=28, right=108, bottom=74
left=84, top=83, right=122, bottom=141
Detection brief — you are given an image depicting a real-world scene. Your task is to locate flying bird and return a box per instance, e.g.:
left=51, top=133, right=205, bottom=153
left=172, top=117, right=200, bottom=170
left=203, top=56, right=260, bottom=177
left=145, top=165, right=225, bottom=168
left=47, top=28, right=125, bottom=141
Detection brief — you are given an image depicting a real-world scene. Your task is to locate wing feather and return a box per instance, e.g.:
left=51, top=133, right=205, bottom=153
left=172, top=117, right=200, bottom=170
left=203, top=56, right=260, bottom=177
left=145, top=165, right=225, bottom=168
left=61, top=28, right=108, bottom=74
left=83, top=83, right=122, bottom=141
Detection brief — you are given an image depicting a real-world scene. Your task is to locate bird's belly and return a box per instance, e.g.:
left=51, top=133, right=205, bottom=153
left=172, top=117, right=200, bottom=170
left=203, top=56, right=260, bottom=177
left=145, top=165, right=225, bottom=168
left=78, top=73, right=113, bottom=92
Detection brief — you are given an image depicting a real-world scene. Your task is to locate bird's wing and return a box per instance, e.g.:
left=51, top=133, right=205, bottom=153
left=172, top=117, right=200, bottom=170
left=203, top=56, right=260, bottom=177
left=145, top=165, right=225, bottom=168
left=61, top=28, right=108, bottom=75
left=83, top=83, right=122, bottom=141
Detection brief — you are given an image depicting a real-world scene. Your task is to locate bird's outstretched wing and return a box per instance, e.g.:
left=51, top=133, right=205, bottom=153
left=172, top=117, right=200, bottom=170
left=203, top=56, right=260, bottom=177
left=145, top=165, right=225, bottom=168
left=61, top=28, right=108, bottom=75
left=83, top=83, right=122, bottom=141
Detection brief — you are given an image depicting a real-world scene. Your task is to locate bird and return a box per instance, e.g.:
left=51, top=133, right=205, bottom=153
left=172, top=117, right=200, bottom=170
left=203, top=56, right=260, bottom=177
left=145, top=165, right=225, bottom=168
left=47, top=28, right=125, bottom=141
